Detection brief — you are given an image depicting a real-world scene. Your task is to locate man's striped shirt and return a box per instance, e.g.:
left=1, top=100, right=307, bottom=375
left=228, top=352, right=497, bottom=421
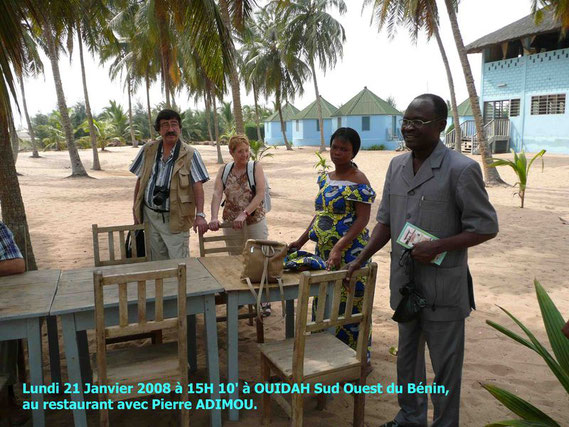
left=130, top=141, right=209, bottom=211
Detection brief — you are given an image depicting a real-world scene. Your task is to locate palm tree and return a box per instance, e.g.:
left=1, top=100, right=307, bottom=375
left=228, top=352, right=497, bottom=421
left=0, top=0, right=77, bottom=269
left=443, top=0, right=504, bottom=185
left=287, top=0, right=346, bottom=152
left=246, top=6, right=310, bottom=150
left=532, top=0, right=569, bottom=29
left=103, top=100, right=129, bottom=144
left=241, top=22, right=268, bottom=142
left=17, top=31, right=43, bottom=158
left=365, top=0, right=462, bottom=151
left=131, top=0, right=233, bottom=107
left=38, top=9, right=89, bottom=177
left=219, top=100, right=235, bottom=132
left=74, top=1, right=114, bottom=169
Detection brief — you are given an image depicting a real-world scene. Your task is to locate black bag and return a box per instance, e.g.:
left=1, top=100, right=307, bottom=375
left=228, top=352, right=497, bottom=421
left=392, top=248, right=426, bottom=323
left=126, top=229, right=146, bottom=258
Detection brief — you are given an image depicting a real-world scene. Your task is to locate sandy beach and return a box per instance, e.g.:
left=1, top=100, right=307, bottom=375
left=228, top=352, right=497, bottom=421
left=11, top=144, right=569, bottom=426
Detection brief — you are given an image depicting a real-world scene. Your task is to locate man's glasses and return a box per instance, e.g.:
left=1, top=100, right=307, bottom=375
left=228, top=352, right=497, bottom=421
left=159, top=121, right=180, bottom=130
left=399, top=117, right=444, bottom=127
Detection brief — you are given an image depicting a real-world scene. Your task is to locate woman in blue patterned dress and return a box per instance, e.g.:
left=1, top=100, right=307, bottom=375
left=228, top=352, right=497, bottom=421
left=289, top=128, right=376, bottom=355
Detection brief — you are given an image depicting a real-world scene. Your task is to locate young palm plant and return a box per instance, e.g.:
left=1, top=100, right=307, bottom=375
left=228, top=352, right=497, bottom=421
left=489, top=149, right=546, bottom=208
left=483, top=280, right=568, bottom=426
left=249, top=139, right=273, bottom=161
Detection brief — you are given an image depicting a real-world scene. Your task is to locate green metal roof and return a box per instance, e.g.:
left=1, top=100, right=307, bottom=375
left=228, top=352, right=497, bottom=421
left=265, top=102, right=300, bottom=122
left=448, top=99, right=473, bottom=117
left=332, top=87, right=401, bottom=116
left=292, top=96, right=337, bottom=120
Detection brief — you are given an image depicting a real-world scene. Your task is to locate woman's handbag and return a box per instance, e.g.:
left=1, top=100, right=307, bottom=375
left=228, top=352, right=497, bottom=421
left=241, top=239, right=288, bottom=320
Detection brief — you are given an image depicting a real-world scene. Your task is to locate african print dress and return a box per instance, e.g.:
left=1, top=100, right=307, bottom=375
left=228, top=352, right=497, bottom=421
left=309, top=173, right=376, bottom=358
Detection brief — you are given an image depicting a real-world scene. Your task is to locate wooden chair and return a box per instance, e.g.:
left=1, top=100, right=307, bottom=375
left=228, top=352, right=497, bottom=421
left=258, top=263, right=378, bottom=427
left=198, top=223, right=264, bottom=342
left=93, top=264, right=189, bottom=427
left=92, top=223, right=150, bottom=267
left=92, top=223, right=161, bottom=345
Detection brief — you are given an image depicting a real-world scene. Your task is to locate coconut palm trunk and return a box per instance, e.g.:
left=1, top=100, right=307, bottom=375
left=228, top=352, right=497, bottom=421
left=428, top=7, right=461, bottom=152
left=309, top=58, right=326, bottom=152
left=252, top=82, right=263, bottom=142
left=127, top=77, right=137, bottom=147
left=0, top=114, right=37, bottom=270
left=9, top=116, right=19, bottom=163
left=218, top=0, right=245, bottom=134
left=276, top=94, right=292, bottom=150
left=145, top=72, right=154, bottom=140
left=444, top=0, right=503, bottom=185
left=18, top=77, right=40, bottom=158
left=43, top=22, right=88, bottom=177
left=204, top=94, right=214, bottom=142
left=77, top=23, right=101, bottom=170
left=211, top=92, right=223, bottom=163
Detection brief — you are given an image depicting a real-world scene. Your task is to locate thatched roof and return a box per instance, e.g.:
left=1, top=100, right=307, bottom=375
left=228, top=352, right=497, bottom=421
left=466, top=9, right=561, bottom=53
left=332, top=87, right=401, bottom=116
left=265, top=102, right=300, bottom=122
left=292, top=96, right=337, bottom=120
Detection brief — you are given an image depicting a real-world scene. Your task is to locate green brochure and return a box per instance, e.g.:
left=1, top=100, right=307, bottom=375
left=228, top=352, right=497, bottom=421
left=396, top=222, right=447, bottom=266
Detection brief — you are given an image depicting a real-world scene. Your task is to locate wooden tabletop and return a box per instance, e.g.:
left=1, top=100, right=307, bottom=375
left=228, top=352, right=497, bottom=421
left=0, top=269, right=61, bottom=321
left=198, top=256, right=302, bottom=292
left=50, top=258, right=223, bottom=315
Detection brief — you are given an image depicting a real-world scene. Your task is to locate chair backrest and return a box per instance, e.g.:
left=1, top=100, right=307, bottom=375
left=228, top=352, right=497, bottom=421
left=292, top=263, right=378, bottom=380
left=92, top=223, right=150, bottom=266
left=93, top=264, right=188, bottom=388
left=198, top=222, right=247, bottom=257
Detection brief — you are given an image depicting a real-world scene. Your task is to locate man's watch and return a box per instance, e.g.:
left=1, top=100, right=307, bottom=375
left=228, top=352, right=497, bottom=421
left=196, top=212, right=206, bottom=219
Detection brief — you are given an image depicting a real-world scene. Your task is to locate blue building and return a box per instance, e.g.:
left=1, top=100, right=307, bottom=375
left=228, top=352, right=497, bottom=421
left=331, top=87, right=403, bottom=150
left=264, top=102, right=299, bottom=146
left=465, top=9, right=569, bottom=154
left=291, top=96, right=337, bottom=146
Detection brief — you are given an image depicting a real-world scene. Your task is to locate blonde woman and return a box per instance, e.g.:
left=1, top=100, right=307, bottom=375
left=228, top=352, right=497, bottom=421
left=209, top=134, right=269, bottom=247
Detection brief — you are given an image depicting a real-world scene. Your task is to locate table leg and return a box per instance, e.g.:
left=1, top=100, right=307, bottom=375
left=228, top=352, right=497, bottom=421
left=46, top=315, right=61, bottom=384
left=285, top=300, right=295, bottom=339
left=77, top=330, right=92, bottom=385
left=187, top=314, right=197, bottom=373
left=203, top=295, right=221, bottom=427
left=61, top=314, right=88, bottom=427
left=27, top=318, right=45, bottom=427
left=226, top=292, right=239, bottom=421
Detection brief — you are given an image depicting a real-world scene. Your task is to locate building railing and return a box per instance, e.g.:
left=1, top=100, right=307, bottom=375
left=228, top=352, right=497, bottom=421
left=445, top=119, right=510, bottom=153
left=386, top=128, right=403, bottom=141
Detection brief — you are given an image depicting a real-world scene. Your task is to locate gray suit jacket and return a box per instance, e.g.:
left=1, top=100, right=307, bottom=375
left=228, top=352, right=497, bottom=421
left=377, top=141, right=499, bottom=321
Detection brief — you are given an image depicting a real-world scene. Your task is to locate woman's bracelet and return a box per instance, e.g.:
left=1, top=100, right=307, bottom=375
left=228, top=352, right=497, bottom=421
left=243, top=210, right=250, bottom=217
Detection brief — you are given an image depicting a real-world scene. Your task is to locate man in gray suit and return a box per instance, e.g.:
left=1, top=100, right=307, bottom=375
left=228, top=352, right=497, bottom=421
left=347, top=94, right=498, bottom=426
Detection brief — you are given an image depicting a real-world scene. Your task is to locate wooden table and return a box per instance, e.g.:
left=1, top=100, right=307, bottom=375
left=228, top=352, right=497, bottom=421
left=0, top=269, right=61, bottom=427
left=199, top=256, right=327, bottom=422
left=50, top=258, right=223, bottom=427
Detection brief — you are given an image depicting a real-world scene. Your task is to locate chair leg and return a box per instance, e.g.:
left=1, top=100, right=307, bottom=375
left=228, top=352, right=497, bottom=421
left=316, top=394, right=327, bottom=410
left=261, top=355, right=271, bottom=426
left=256, top=317, right=265, bottom=343
left=151, top=330, right=163, bottom=344
left=17, top=340, right=26, bottom=383
left=353, top=378, right=366, bottom=427
left=248, top=304, right=254, bottom=326
left=291, top=392, right=304, bottom=427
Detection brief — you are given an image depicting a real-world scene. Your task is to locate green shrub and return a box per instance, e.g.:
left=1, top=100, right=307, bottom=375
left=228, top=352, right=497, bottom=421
left=245, top=123, right=264, bottom=142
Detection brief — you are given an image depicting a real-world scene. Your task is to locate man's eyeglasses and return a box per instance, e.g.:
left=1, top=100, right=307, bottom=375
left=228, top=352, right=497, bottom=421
left=159, top=121, right=180, bottom=130
left=399, top=118, right=444, bottom=127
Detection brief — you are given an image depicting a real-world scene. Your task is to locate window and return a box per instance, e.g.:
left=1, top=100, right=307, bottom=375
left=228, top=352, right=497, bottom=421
left=316, top=119, right=320, bottom=132
left=484, top=100, right=511, bottom=123
left=510, top=99, right=521, bottom=117
left=531, top=94, right=566, bottom=115
left=362, top=116, right=370, bottom=131
left=296, top=120, right=299, bottom=131
left=337, top=118, right=341, bottom=128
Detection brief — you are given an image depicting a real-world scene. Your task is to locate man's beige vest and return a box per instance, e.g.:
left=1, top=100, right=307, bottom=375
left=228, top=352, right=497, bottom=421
left=134, top=141, right=196, bottom=233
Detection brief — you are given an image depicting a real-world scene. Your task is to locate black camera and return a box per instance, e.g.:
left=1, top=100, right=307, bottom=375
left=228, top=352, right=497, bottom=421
left=153, top=186, right=169, bottom=207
